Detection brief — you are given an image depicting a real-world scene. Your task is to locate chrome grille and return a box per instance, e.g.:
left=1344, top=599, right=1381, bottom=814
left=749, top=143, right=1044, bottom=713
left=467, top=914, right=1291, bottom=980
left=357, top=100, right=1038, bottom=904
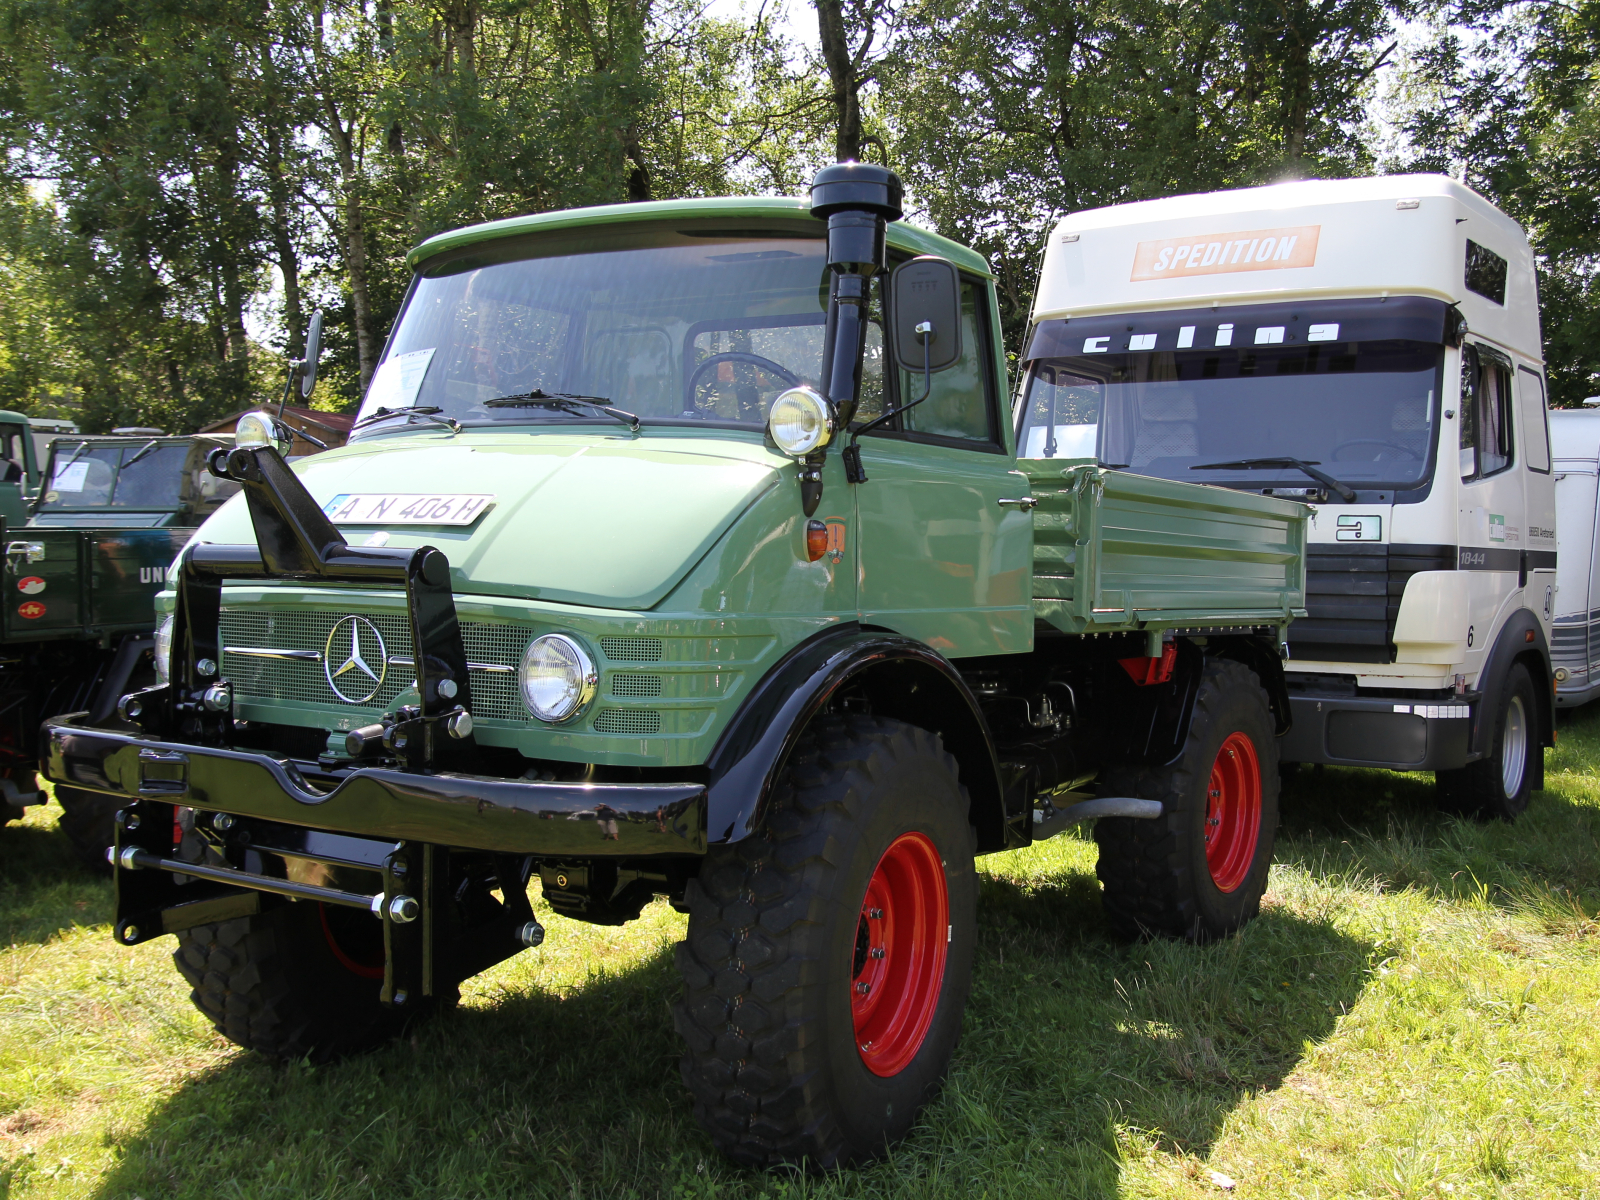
left=220, top=609, right=530, bottom=722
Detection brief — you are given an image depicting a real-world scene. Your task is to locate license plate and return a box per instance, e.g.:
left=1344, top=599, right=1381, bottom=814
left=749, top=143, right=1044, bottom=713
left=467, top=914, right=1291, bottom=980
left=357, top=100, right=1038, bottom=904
left=321, top=493, right=495, bottom=526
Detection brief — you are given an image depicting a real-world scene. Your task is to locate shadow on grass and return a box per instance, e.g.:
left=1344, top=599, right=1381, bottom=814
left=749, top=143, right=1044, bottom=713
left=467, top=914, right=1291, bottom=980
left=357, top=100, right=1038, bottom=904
left=85, top=869, right=1368, bottom=1200
left=950, top=871, right=1368, bottom=1177
left=1276, top=747, right=1600, bottom=912
left=0, top=807, right=111, bottom=947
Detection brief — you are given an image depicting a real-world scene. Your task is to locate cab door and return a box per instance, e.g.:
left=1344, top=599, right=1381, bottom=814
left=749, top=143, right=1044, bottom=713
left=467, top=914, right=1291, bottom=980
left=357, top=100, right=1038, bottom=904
left=1456, top=343, right=1529, bottom=670
left=852, top=277, right=1034, bottom=657
left=1516, top=366, right=1557, bottom=637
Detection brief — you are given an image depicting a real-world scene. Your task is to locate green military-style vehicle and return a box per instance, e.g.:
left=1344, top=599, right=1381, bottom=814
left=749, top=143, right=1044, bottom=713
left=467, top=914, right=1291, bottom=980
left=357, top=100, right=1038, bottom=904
left=42, top=166, right=1308, bottom=1166
left=3, top=432, right=236, bottom=858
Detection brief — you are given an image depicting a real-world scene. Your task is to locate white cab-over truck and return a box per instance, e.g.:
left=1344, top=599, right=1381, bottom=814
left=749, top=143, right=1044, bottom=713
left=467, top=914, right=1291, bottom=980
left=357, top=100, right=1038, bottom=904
left=1015, top=174, right=1554, bottom=818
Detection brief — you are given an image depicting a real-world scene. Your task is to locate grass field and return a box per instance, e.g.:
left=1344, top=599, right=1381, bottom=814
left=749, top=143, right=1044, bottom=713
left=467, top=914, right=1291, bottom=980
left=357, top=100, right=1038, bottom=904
left=4, top=709, right=1600, bottom=1200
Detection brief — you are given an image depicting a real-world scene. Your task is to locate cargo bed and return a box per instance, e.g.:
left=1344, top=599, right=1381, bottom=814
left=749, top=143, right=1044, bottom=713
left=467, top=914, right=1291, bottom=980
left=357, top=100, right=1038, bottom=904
left=1021, top=461, right=1308, bottom=637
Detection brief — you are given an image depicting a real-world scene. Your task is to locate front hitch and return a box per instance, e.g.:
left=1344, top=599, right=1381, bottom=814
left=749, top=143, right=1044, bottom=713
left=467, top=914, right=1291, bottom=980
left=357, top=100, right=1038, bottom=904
left=127, top=440, right=478, bottom=773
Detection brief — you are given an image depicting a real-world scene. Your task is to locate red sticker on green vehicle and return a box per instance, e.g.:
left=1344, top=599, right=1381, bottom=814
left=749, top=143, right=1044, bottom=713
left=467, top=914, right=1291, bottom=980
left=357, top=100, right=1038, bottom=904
left=18, top=600, right=46, bottom=619
left=17, top=576, right=45, bottom=595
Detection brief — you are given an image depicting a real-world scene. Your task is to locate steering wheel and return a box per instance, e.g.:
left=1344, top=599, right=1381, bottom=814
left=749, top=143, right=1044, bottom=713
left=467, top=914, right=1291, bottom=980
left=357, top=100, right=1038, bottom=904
left=1330, top=438, right=1422, bottom=462
left=683, top=352, right=800, bottom=416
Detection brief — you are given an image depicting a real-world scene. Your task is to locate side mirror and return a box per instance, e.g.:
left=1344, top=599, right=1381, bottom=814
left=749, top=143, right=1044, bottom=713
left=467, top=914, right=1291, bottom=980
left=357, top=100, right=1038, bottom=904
left=300, top=309, right=324, bottom=399
left=889, top=256, right=962, bottom=373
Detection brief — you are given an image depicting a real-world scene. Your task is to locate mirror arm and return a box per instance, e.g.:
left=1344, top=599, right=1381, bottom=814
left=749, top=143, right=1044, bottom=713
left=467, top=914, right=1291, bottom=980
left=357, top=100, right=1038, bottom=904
left=844, top=331, right=933, bottom=485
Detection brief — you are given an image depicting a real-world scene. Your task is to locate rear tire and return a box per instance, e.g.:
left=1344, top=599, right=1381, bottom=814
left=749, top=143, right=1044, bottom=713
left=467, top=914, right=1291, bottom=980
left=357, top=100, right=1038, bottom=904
left=674, top=714, right=978, bottom=1168
left=1437, top=662, right=1538, bottom=821
left=56, top=787, right=121, bottom=874
left=1094, top=657, right=1280, bottom=942
left=174, top=899, right=440, bottom=1061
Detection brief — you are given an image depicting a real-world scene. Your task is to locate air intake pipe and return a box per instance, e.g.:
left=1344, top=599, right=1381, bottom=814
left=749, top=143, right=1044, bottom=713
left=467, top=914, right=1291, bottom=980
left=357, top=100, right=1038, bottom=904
left=796, top=163, right=903, bottom=514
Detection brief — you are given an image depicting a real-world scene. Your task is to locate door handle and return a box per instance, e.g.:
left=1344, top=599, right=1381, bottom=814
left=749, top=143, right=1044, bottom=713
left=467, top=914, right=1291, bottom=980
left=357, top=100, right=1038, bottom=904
left=997, top=497, right=1038, bottom=511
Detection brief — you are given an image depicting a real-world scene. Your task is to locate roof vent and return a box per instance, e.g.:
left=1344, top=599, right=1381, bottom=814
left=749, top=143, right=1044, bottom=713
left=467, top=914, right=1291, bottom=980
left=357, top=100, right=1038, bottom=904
left=1582, top=397, right=1600, bottom=408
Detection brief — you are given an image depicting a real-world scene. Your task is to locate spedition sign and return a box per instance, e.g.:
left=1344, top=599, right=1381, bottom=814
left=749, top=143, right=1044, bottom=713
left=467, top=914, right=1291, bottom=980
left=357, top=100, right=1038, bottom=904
left=1131, top=225, right=1320, bottom=282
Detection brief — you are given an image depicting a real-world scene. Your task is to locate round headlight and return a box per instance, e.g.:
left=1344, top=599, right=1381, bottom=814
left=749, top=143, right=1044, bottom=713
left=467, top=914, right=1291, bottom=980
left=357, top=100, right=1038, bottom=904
left=153, top=614, right=175, bottom=685
left=234, top=410, right=294, bottom=456
left=519, top=634, right=598, bottom=723
left=767, top=387, right=834, bottom=457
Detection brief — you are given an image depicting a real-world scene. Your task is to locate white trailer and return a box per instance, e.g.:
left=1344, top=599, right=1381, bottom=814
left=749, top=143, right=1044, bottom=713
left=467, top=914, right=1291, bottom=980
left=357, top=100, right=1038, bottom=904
left=1018, top=174, right=1554, bottom=818
left=1549, top=408, right=1600, bottom=707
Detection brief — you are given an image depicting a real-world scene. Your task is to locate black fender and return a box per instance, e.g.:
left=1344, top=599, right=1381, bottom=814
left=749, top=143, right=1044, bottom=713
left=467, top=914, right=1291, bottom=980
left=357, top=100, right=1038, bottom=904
left=1472, top=608, right=1554, bottom=767
left=704, top=624, right=1006, bottom=851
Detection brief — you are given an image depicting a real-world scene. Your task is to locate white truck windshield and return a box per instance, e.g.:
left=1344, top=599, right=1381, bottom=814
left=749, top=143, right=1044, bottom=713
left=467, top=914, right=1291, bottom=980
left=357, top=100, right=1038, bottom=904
left=365, top=233, right=885, bottom=434
left=1018, top=298, right=1447, bottom=495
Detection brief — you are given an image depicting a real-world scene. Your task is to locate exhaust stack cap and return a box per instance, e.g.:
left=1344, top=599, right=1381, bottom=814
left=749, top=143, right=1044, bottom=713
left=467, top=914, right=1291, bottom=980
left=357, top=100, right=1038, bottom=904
left=809, top=162, right=904, bottom=222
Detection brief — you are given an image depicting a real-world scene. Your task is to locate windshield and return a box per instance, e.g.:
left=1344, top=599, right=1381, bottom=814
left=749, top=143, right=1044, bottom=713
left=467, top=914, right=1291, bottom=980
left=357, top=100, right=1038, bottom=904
left=38, top=442, right=189, bottom=509
left=1018, top=298, right=1447, bottom=495
left=362, top=231, right=885, bottom=434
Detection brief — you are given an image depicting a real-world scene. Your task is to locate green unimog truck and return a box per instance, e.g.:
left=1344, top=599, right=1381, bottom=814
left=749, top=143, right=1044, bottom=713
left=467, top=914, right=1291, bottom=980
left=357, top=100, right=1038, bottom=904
left=3, top=432, right=236, bottom=859
left=42, top=166, right=1307, bottom=1167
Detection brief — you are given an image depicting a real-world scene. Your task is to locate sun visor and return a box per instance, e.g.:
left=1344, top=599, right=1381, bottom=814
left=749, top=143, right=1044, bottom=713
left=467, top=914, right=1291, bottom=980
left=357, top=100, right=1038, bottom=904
left=1024, top=296, right=1450, bottom=362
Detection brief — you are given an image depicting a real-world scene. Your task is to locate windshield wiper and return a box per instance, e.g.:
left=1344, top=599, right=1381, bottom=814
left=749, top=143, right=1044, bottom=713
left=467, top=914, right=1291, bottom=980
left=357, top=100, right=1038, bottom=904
left=123, top=439, right=161, bottom=467
left=484, top=390, right=641, bottom=433
left=352, top=405, right=462, bottom=435
left=1190, top=457, right=1356, bottom=502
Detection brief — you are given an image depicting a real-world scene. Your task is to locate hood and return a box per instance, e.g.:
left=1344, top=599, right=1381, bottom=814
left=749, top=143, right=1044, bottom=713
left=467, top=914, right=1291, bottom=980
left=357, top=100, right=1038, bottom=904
left=194, top=430, right=782, bottom=609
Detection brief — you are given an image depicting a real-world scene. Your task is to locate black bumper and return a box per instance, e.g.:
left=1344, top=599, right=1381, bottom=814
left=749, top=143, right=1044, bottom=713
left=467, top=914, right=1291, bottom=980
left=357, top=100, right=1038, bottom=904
left=1280, top=693, right=1475, bottom=771
left=43, top=714, right=707, bottom=857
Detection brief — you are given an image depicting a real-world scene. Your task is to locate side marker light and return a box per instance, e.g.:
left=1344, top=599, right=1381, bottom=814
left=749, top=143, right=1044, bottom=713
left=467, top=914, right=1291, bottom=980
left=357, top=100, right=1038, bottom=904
left=806, top=519, right=828, bottom=562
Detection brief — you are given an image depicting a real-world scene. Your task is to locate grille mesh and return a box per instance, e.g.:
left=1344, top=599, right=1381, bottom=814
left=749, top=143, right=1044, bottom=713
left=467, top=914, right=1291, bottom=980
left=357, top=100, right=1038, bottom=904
left=220, top=609, right=528, bottom=721
left=593, top=708, right=662, bottom=734
left=600, top=637, right=663, bottom=662
left=611, top=673, right=663, bottom=697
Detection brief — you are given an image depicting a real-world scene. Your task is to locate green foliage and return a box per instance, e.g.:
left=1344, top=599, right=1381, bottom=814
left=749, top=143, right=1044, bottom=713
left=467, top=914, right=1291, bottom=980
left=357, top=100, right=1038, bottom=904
left=0, top=0, right=1596, bottom=424
left=1390, top=0, right=1600, bottom=405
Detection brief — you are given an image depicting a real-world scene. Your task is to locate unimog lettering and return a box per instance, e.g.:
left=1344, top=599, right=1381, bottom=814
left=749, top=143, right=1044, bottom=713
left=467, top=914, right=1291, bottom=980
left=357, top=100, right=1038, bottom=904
left=44, top=167, right=1310, bottom=1170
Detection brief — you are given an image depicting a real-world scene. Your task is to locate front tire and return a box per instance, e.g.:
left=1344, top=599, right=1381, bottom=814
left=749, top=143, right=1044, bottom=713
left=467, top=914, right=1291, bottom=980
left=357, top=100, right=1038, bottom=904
left=1437, top=662, right=1538, bottom=821
left=175, top=899, right=438, bottom=1061
left=1094, top=657, right=1280, bottom=942
left=56, top=787, right=122, bottom=874
left=674, top=715, right=978, bottom=1168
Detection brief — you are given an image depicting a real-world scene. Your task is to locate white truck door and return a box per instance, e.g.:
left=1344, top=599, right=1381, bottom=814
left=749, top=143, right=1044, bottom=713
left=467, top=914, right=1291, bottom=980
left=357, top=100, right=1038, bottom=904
left=1456, top=343, right=1526, bottom=676
left=1517, top=366, right=1558, bottom=639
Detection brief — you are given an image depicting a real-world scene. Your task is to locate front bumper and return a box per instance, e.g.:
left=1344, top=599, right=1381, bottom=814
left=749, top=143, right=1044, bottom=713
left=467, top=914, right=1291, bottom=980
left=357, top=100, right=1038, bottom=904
left=1279, top=693, right=1474, bottom=771
left=43, top=714, right=707, bottom=857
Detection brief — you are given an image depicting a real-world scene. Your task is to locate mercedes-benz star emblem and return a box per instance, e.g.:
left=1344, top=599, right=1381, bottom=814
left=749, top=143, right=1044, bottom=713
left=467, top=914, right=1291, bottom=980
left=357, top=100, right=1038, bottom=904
left=325, top=616, right=388, bottom=704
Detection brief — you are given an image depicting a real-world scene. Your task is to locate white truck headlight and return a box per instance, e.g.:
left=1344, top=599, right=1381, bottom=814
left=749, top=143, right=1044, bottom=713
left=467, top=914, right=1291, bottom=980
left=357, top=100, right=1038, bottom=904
left=519, top=634, right=597, bottom=723
left=767, top=387, right=834, bottom=457
left=153, top=615, right=175, bottom=685
left=233, top=409, right=294, bottom=456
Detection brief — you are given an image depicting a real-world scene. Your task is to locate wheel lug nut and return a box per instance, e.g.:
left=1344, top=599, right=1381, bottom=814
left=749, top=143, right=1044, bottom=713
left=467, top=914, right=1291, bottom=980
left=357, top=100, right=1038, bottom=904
left=868, top=908, right=883, bottom=919
left=869, top=947, right=885, bottom=959
left=855, top=981, right=871, bottom=995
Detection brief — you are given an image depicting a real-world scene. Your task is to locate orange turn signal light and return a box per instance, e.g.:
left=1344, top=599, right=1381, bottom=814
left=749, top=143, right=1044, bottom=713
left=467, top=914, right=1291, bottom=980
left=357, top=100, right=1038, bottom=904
left=806, top=519, right=828, bottom=562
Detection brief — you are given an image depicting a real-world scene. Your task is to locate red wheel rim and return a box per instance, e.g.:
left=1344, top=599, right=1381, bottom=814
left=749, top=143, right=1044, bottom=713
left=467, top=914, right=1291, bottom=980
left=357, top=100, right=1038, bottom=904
left=1205, top=732, right=1262, bottom=893
left=850, top=832, right=949, bottom=1077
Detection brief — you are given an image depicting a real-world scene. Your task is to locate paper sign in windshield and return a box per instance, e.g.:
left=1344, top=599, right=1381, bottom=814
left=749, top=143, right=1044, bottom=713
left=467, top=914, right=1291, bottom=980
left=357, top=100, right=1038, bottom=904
left=1132, top=226, right=1320, bottom=282
left=51, top=461, right=89, bottom=491
left=356, top=347, right=436, bottom=423
left=322, top=493, right=495, bottom=526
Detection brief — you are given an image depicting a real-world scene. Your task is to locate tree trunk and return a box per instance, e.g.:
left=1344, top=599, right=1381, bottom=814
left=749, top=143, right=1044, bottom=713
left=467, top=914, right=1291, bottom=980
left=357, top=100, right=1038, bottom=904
left=323, top=100, right=379, bottom=391
left=814, top=0, right=863, bottom=161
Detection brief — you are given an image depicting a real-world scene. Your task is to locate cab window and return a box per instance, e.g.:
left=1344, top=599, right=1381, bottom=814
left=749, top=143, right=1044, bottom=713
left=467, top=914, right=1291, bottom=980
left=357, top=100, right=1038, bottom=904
left=891, top=279, right=996, bottom=445
left=1517, top=366, right=1551, bottom=474
left=1460, top=344, right=1514, bottom=480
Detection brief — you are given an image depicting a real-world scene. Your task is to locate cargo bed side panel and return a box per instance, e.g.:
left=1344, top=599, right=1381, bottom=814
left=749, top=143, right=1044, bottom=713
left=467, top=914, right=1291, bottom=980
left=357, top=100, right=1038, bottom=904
left=1021, top=462, right=1307, bottom=634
